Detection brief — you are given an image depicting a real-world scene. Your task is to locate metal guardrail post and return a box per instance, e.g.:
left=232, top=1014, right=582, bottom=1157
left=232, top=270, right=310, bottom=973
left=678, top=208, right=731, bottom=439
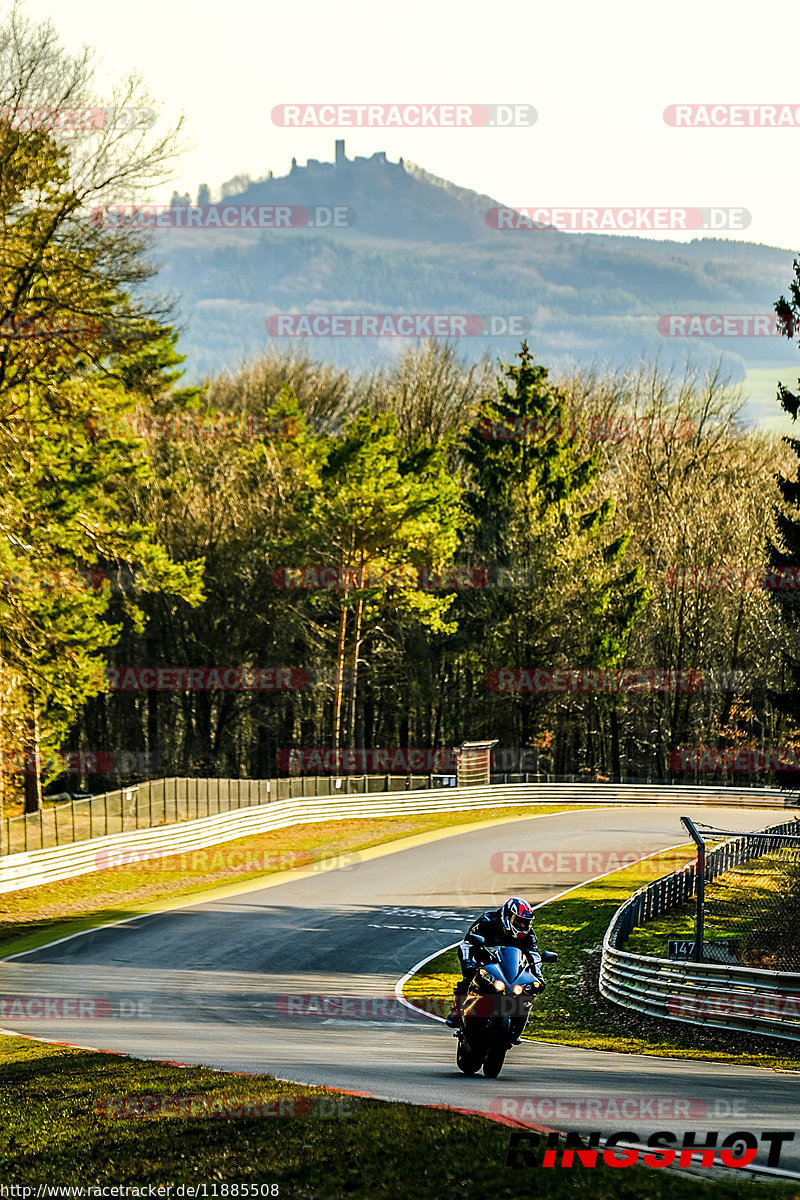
left=681, top=816, right=705, bottom=962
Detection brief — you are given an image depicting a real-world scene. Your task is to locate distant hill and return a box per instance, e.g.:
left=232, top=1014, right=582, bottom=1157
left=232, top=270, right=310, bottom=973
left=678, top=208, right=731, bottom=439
left=150, top=142, right=799, bottom=404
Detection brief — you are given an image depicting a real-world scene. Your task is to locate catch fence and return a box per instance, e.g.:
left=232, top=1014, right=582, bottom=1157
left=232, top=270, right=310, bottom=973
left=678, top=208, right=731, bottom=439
left=1, top=774, right=434, bottom=855
left=600, top=818, right=800, bottom=1040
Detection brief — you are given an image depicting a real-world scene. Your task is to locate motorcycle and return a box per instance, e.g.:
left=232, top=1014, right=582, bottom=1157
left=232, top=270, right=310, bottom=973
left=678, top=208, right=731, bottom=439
left=454, top=934, right=558, bottom=1078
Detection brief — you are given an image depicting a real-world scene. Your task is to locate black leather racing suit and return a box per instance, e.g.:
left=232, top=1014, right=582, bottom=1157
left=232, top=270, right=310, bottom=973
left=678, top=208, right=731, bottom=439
left=454, top=908, right=543, bottom=996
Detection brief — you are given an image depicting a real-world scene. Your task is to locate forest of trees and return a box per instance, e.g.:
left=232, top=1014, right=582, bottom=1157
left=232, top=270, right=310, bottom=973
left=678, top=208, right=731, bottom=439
left=3, top=6, right=800, bottom=813
left=10, top=332, right=800, bottom=805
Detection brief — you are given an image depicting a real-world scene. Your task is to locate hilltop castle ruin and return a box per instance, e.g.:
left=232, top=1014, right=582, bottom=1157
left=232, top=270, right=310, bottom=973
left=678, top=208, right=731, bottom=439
left=182, top=142, right=409, bottom=207
left=293, top=140, right=404, bottom=172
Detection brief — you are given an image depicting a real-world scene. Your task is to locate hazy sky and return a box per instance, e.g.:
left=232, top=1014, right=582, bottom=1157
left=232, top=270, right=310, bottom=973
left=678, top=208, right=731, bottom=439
left=18, top=0, right=800, bottom=250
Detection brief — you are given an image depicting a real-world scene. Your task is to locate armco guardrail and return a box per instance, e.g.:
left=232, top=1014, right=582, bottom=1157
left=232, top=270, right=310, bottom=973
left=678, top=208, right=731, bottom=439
left=0, top=781, right=795, bottom=897
left=2, top=773, right=438, bottom=855
left=600, top=818, right=800, bottom=1041
left=5, top=772, right=795, bottom=856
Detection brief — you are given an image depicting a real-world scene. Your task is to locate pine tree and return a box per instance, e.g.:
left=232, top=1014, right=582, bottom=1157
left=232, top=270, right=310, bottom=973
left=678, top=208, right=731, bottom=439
left=286, top=410, right=462, bottom=751
left=766, top=261, right=800, bottom=785
left=459, top=343, right=648, bottom=772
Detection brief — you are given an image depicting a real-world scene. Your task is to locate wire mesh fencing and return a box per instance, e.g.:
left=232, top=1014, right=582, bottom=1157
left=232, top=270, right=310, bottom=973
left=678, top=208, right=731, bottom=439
left=701, top=825, right=800, bottom=970
left=0, top=773, right=428, bottom=855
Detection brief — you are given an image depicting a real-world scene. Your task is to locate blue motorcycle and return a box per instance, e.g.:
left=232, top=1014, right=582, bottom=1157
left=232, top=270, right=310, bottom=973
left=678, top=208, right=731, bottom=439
left=455, top=935, right=557, bottom=1078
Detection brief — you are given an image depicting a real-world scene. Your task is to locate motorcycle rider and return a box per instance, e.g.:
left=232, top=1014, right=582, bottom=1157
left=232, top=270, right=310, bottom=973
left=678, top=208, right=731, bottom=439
left=444, top=896, right=549, bottom=1041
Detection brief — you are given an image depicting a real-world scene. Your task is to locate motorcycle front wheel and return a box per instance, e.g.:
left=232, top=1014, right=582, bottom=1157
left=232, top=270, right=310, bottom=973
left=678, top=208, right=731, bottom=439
left=456, top=1034, right=482, bottom=1075
left=482, top=1014, right=512, bottom=1078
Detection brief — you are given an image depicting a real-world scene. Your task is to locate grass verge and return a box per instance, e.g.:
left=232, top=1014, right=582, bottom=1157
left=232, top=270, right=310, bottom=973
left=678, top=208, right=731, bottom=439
left=0, top=804, right=587, bottom=959
left=403, top=847, right=800, bottom=1071
left=0, top=1034, right=797, bottom=1196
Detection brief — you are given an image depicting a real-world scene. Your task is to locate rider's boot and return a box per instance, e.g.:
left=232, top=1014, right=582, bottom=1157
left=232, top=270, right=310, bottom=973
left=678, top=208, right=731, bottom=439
left=444, top=987, right=463, bottom=1027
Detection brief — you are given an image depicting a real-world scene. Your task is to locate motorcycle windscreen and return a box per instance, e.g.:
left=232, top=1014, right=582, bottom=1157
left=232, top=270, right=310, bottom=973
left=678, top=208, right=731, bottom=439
left=496, top=944, right=543, bottom=985
left=495, top=945, right=526, bottom=980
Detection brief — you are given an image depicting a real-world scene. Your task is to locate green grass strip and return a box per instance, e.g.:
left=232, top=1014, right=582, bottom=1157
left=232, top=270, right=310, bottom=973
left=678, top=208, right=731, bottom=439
left=0, top=1035, right=797, bottom=1194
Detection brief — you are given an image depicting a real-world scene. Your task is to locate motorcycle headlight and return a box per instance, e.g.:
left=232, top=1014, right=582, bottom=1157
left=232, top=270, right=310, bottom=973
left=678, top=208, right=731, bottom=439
left=479, top=968, right=494, bottom=984
left=512, top=984, right=523, bottom=995
left=493, top=979, right=505, bottom=993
